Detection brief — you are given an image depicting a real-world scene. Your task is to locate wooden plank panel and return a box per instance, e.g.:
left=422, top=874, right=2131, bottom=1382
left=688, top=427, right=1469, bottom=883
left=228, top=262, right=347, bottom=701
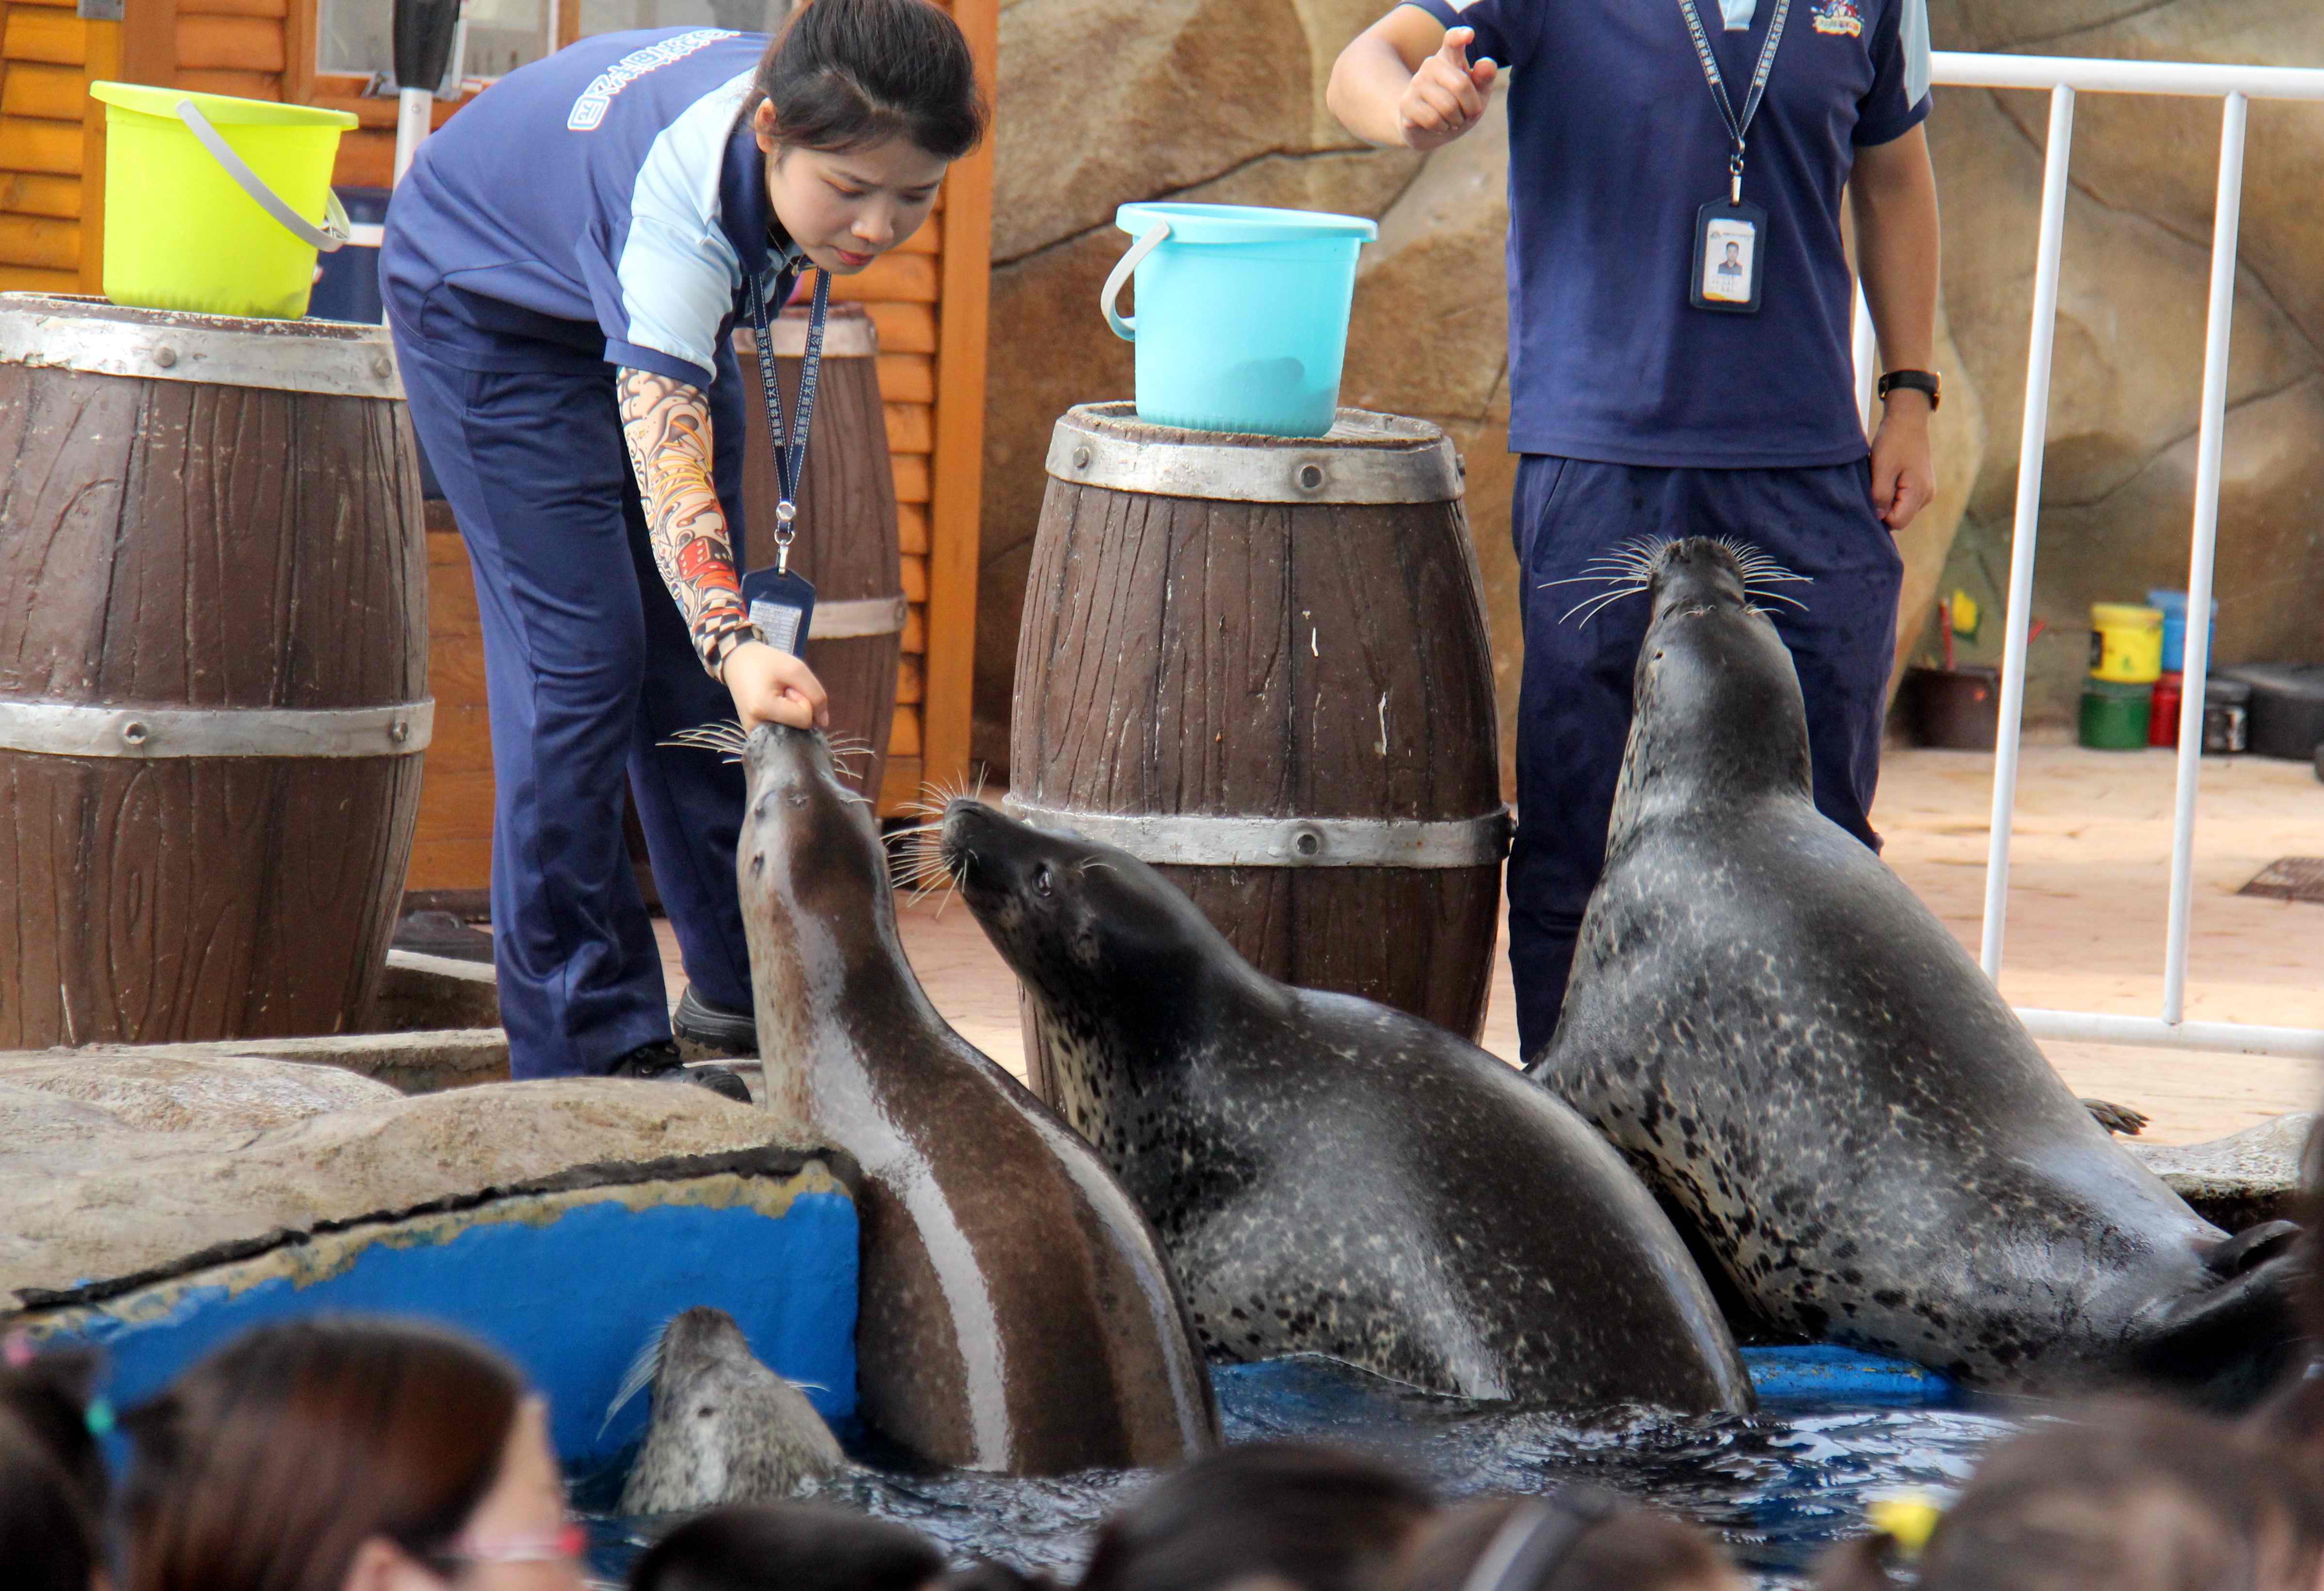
left=901, top=554, right=927, bottom=604
left=902, top=602, right=925, bottom=653
left=896, top=653, right=924, bottom=706
left=865, top=301, right=936, bottom=355
left=884, top=402, right=932, bottom=454
left=176, top=15, right=284, bottom=70
left=898, top=216, right=939, bottom=255
left=176, top=68, right=280, bottom=99
left=897, top=503, right=930, bottom=556
left=77, top=11, right=119, bottom=297
left=892, top=453, right=930, bottom=505
left=0, top=262, right=77, bottom=291
left=1, top=61, right=83, bottom=121
left=888, top=705, right=922, bottom=758
left=829, top=251, right=937, bottom=305
left=877, top=353, right=933, bottom=405
left=406, top=836, right=494, bottom=894
left=0, top=172, right=78, bottom=219
left=919, top=0, right=997, bottom=800
left=334, top=128, right=393, bottom=190
left=0, top=117, right=81, bottom=175
left=0, top=212, right=76, bottom=271
left=878, top=754, right=924, bottom=812
left=181, top=0, right=288, bottom=18
left=3, top=8, right=84, bottom=63
left=10, top=0, right=81, bottom=10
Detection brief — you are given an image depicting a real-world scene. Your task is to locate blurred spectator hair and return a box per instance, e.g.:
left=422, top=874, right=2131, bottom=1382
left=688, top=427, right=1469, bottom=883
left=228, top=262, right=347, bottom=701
left=629, top=1502, right=946, bottom=1591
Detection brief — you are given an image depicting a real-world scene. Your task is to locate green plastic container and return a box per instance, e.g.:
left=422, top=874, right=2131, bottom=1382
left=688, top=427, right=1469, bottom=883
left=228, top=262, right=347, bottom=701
left=89, top=81, right=356, bottom=320
left=2079, top=678, right=2152, bottom=750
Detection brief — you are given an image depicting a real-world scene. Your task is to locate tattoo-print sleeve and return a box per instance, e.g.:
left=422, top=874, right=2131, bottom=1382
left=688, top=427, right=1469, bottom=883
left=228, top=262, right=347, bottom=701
left=617, top=366, right=757, bottom=675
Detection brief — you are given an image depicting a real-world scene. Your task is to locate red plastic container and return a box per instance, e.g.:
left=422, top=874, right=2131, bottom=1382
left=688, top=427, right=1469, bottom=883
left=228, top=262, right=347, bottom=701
left=2148, top=671, right=2183, bottom=747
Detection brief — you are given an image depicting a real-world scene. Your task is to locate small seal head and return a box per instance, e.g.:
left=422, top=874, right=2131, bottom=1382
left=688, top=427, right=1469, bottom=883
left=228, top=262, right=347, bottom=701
left=614, top=1306, right=847, bottom=1516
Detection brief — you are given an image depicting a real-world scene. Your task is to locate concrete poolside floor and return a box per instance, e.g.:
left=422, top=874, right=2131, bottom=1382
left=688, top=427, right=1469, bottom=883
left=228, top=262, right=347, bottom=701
left=663, top=734, right=2321, bottom=1147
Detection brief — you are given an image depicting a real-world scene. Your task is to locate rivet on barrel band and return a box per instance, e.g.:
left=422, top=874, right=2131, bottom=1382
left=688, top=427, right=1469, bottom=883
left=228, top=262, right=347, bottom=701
left=1000, top=799, right=1512, bottom=869
left=0, top=700, right=436, bottom=759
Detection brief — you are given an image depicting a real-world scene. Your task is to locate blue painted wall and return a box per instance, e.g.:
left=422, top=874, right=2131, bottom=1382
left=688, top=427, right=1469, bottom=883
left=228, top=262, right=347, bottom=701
left=49, top=1188, right=859, bottom=1478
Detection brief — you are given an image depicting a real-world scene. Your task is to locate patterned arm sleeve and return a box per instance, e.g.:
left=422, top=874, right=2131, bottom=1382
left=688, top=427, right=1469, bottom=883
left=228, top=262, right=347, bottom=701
left=617, top=366, right=759, bottom=676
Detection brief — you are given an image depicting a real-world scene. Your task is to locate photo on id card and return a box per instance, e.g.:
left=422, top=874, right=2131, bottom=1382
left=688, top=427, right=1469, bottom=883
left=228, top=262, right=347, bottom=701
left=1690, top=201, right=1766, bottom=314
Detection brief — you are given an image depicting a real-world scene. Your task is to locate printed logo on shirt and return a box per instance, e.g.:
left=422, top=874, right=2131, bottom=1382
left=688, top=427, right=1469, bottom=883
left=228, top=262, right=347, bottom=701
left=568, top=29, right=736, bottom=130
left=1810, top=0, right=1864, bottom=35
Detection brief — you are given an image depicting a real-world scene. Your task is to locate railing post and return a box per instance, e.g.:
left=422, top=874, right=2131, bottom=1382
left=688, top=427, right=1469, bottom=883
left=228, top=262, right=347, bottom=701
left=1980, top=82, right=2076, bottom=980
left=2160, top=91, right=2248, bottom=1025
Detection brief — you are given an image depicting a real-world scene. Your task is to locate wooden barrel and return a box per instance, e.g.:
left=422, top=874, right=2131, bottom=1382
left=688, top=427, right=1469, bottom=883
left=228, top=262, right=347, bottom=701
left=735, top=307, right=903, bottom=805
left=1011, top=403, right=1508, bottom=1093
left=0, top=294, right=430, bottom=1047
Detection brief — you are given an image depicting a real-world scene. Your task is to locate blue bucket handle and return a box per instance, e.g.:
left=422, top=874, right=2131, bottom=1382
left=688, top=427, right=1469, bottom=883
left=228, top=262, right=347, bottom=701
left=1101, top=221, right=1172, bottom=342
left=175, top=98, right=351, bottom=254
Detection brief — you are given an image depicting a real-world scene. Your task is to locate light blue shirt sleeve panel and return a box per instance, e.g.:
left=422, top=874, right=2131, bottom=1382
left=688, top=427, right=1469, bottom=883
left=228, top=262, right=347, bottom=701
left=1853, top=0, right=1931, bottom=145
left=1400, top=0, right=1536, bottom=75
left=605, top=68, right=757, bottom=382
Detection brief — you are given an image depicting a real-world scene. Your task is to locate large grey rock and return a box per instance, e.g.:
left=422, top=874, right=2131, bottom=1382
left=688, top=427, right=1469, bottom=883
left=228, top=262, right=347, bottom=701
left=2129, top=1110, right=2312, bottom=1232
left=1, top=1079, right=830, bottom=1311
left=0, top=1051, right=397, bottom=1134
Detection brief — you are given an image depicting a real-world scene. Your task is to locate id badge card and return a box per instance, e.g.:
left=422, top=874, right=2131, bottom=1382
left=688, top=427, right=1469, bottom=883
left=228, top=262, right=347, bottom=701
left=742, top=567, right=817, bottom=656
left=1690, top=199, right=1767, bottom=314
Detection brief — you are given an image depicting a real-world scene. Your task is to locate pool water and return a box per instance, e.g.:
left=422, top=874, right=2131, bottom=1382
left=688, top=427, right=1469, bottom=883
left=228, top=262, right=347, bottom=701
left=582, top=1352, right=2035, bottom=1588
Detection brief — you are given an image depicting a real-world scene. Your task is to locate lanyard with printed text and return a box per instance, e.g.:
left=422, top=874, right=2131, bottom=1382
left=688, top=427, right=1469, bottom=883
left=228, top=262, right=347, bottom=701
left=740, top=262, right=829, bottom=654
left=1676, top=0, right=1791, bottom=204
left=1677, top=0, right=1789, bottom=314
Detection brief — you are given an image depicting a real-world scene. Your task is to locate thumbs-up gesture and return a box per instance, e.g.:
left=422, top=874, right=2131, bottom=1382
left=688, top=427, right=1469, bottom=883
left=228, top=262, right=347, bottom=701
left=1397, top=26, right=1498, bottom=152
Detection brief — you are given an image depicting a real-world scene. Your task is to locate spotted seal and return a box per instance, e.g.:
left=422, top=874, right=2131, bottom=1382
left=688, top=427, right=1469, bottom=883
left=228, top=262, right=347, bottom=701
left=732, top=724, right=1218, bottom=1474
left=1527, top=536, right=2300, bottom=1402
left=614, top=1306, right=847, bottom=1513
left=940, top=801, right=1753, bottom=1414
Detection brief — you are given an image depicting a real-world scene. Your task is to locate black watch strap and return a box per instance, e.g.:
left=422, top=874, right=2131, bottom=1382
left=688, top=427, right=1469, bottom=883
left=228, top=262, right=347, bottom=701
left=1877, top=369, right=1942, bottom=410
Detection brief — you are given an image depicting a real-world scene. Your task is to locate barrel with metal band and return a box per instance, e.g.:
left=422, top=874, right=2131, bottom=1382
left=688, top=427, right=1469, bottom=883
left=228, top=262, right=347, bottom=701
left=734, top=304, right=904, bottom=804
left=0, top=293, right=430, bottom=1046
left=1012, top=403, right=1508, bottom=1099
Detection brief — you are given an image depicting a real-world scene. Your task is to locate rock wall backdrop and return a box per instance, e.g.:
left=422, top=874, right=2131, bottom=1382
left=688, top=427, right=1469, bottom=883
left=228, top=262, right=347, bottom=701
left=973, top=0, right=2324, bottom=786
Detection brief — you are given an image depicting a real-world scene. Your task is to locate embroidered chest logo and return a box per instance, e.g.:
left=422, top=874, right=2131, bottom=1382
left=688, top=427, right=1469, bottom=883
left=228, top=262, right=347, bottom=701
left=1811, top=0, right=1864, bottom=36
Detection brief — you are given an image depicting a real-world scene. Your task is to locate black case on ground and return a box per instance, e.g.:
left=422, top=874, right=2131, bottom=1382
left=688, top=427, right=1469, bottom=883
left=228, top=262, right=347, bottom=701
left=2219, top=663, right=2324, bottom=760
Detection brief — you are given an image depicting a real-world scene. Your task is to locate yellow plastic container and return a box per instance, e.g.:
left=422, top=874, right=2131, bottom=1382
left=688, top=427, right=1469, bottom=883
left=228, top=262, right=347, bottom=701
left=2088, top=602, right=2165, bottom=684
left=89, top=82, right=356, bottom=320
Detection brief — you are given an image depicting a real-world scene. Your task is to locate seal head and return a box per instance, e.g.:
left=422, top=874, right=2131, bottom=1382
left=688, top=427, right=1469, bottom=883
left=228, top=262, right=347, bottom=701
left=615, top=1306, right=846, bottom=1515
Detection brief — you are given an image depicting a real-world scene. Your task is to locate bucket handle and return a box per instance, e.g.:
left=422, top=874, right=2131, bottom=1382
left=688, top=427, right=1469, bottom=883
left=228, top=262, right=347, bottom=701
left=1101, top=221, right=1171, bottom=342
left=175, top=98, right=350, bottom=254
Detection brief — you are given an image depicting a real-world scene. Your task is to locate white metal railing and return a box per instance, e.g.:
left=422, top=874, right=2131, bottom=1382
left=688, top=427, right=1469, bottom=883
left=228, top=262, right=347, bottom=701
left=1851, top=50, right=2324, bottom=1064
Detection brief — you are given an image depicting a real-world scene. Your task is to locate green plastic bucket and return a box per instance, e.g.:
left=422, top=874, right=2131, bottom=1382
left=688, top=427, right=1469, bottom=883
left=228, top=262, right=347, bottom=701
left=89, top=82, right=356, bottom=320
left=2079, top=678, right=2152, bottom=751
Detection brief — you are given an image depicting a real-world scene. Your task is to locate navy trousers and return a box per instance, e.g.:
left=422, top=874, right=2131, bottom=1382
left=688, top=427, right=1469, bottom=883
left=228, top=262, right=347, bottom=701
left=1507, top=454, right=1904, bottom=1058
left=390, top=332, right=758, bottom=1080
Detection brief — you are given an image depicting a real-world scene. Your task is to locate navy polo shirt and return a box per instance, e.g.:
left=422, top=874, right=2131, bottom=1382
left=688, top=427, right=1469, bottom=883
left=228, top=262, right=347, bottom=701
left=1405, top=0, right=1930, bottom=467
left=382, top=27, right=793, bottom=388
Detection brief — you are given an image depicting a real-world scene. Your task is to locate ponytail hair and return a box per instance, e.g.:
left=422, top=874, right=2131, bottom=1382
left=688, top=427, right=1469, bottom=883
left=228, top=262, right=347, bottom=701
left=753, top=0, right=986, bottom=160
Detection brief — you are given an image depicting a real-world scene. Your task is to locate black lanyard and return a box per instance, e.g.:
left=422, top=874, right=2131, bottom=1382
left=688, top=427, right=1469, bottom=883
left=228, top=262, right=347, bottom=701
left=744, top=259, right=829, bottom=576
left=1676, top=0, right=1791, bottom=203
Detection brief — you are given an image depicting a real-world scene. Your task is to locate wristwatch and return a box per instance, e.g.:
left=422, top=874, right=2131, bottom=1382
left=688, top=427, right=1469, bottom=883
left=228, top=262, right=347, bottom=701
left=1877, top=369, right=1942, bottom=410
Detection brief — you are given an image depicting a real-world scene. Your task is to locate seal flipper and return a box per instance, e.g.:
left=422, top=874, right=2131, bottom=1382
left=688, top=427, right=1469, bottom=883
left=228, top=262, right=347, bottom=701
left=2082, top=1098, right=2150, bottom=1135
left=2129, top=1249, right=2305, bottom=1410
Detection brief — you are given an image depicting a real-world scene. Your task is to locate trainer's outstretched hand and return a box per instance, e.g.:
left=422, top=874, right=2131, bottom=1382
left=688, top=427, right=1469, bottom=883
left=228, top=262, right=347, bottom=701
left=722, top=640, right=830, bottom=732
left=1398, top=27, right=1498, bottom=151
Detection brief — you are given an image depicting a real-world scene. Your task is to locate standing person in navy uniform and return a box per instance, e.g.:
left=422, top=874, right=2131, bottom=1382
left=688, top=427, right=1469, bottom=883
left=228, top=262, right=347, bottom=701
left=1328, top=0, right=1941, bottom=1055
left=381, top=0, right=985, bottom=1089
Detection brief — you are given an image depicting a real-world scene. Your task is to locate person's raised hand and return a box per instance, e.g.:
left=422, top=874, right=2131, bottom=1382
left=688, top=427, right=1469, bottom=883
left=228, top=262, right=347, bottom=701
left=1398, top=26, right=1497, bottom=152
left=721, top=639, right=831, bottom=732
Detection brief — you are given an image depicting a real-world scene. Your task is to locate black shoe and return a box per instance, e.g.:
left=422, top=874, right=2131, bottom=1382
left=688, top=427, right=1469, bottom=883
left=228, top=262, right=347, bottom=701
left=672, top=986, right=759, bottom=1057
left=605, top=1039, right=752, bottom=1104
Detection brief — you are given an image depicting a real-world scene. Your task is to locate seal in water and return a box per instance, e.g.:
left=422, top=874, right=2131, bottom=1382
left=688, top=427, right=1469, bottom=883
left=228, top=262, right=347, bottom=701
left=613, top=1306, right=847, bottom=1514
left=1527, top=536, right=2300, bottom=1402
left=731, top=724, right=1219, bottom=1474
left=940, top=802, right=1754, bottom=1415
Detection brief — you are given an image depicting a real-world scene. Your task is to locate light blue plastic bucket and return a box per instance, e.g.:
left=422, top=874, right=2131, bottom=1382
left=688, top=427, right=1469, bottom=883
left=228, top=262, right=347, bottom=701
left=1104, top=202, right=1377, bottom=438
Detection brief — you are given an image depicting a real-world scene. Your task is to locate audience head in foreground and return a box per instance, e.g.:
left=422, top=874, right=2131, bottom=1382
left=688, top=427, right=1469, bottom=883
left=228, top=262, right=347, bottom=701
left=1393, top=1490, right=1746, bottom=1591
left=629, top=1502, right=947, bottom=1591
left=1077, top=1442, right=1434, bottom=1591
left=119, top=1315, right=581, bottom=1591
left=1817, top=1401, right=2324, bottom=1591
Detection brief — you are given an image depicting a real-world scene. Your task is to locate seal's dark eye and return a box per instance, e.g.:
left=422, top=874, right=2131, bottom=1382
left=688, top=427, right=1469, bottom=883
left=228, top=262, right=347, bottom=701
left=1034, top=864, right=1054, bottom=898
